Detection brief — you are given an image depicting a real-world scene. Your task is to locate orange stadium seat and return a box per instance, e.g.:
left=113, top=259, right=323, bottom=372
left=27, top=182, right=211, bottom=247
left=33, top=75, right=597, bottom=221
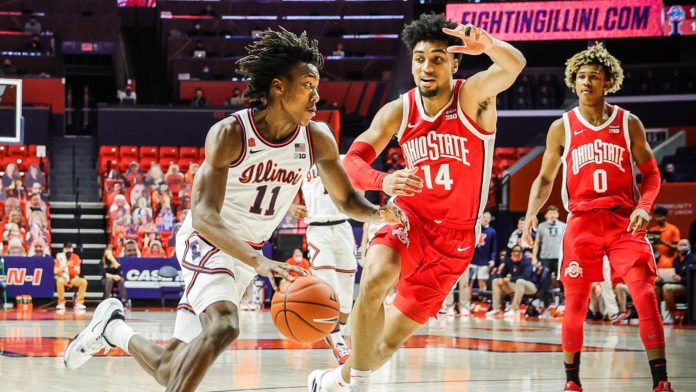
left=139, top=146, right=158, bottom=161
left=119, top=146, right=139, bottom=161
left=8, top=145, right=28, bottom=159
left=177, top=158, right=194, bottom=173
left=179, top=147, right=198, bottom=160
left=494, top=147, right=517, bottom=160
left=199, top=147, right=205, bottom=160
left=159, top=158, right=177, bottom=172
left=159, top=146, right=179, bottom=160
left=140, top=157, right=156, bottom=172
left=99, top=158, right=119, bottom=174
left=0, top=145, right=7, bottom=158
left=99, top=145, right=119, bottom=159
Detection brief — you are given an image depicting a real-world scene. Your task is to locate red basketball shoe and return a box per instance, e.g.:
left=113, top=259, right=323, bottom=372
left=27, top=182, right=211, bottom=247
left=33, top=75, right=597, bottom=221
left=654, top=381, right=674, bottom=392
left=563, top=381, right=583, bottom=392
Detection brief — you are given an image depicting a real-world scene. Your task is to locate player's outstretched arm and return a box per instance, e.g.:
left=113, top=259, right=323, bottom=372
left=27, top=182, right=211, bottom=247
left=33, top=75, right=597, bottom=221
left=190, top=119, right=304, bottom=287
left=311, top=121, right=409, bottom=229
left=627, top=113, right=661, bottom=235
left=343, top=98, right=423, bottom=196
left=444, top=25, right=526, bottom=103
left=523, top=119, right=564, bottom=245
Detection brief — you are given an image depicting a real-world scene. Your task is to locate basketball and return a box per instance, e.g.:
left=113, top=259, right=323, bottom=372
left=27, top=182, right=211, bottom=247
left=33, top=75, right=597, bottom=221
left=271, top=276, right=340, bottom=344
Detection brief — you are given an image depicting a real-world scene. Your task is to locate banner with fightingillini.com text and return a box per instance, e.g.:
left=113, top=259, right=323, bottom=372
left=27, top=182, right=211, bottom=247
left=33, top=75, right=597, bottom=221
left=446, top=0, right=664, bottom=41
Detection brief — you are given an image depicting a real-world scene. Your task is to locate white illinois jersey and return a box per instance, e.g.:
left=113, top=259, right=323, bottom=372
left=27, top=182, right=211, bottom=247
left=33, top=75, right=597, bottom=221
left=212, top=108, right=314, bottom=244
left=301, top=155, right=349, bottom=224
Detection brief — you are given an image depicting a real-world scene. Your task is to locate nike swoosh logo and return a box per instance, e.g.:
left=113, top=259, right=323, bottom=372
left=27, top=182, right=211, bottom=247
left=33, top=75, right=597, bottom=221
left=573, top=130, right=584, bottom=136
left=457, top=246, right=471, bottom=252
left=249, top=149, right=263, bottom=154
left=313, top=317, right=339, bottom=324
left=407, top=123, right=417, bottom=128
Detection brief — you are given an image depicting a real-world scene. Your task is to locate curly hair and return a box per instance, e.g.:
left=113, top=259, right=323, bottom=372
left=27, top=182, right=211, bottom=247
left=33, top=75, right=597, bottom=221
left=235, top=28, right=323, bottom=104
left=564, top=43, right=624, bottom=94
left=402, top=12, right=462, bottom=60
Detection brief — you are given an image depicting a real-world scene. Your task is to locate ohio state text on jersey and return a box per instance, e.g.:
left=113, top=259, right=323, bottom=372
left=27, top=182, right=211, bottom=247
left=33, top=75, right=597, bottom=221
left=395, top=79, right=495, bottom=226
left=561, top=105, right=639, bottom=212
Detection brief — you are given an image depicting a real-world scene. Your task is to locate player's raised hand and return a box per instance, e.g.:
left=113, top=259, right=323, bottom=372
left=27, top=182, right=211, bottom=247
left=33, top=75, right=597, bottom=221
left=442, top=24, right=494, bottom=56
left=377, top=199, right=410, bottom=232
left=627, top=208, right=651, bottom=235
left=522, top=214, right=538, bottom=246
left=382, top=167, right=423, bottom=196
left=255, top=257, right=307, bottom=290
left=289, top=203, right=308, bottom=220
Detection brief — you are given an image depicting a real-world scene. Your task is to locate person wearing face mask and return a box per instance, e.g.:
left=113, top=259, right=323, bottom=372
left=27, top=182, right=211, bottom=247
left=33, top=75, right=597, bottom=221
left=649, top=207, right=680, bottom=269
left=54, top=243, right=87, bottom=310
left=486, top=245, right=537, bottom=319
left=285, top=248, right=311, bottom=278
left=655, top=239, right=696, bottom=324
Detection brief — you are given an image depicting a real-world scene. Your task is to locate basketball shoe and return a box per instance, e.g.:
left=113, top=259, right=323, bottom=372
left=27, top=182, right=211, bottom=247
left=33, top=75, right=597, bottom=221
left=563, top=381, right=583, bottom=391
left=308, top=369, right=345, bottom=392
left=325, top=333, right=351, bottom=365
left=654, top=381, right=674, bottom=391
left=64, top=298, right=124, bottom=369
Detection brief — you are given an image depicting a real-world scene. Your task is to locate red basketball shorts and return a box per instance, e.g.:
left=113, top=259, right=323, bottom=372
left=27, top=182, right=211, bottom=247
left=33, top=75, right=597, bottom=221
left=370, top=206, right=476, bottom=324
left=560, top=208, right=656, bottom=285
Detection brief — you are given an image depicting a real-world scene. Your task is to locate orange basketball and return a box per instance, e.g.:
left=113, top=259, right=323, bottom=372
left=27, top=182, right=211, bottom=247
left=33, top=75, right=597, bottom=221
left=271, top=276, right=340, bottom=344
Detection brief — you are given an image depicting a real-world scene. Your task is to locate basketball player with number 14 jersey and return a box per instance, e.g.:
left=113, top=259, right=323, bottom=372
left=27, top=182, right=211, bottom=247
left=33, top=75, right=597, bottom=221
left=523, top=44, right=673, bottom=392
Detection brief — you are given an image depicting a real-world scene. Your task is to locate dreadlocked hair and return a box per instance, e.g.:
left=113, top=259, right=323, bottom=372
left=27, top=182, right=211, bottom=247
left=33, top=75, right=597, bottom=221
left=235, top=28, right=323, bottom=105
left=402, top=12, right=462, bottom=60
left=564, top=42, right=624, bottom=94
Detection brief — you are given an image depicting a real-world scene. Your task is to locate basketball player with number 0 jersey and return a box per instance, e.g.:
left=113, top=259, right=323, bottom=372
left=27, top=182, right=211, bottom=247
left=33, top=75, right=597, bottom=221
left=64, top=28, right=406, bottom=392
left=309, top=13, right=525, bottom=391
left=290, top=154, right=357, bottom=365
left=523, top=44, right=673, bottom=392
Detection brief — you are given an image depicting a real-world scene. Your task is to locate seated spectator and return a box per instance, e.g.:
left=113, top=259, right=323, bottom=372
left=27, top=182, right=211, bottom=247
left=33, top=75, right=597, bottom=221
left=332, top=42, right=345, bottom=57
left=487, top=245, right=537, bottom=318
left=145, top=163, right=165, bottom=189
left=156, top=204, right=175, bottom=232
left=28, top=240, right=50, bottom=256
left=5, top=238, right=26, bottom=256
left=190, top=88, right=207, bottom=107
left=24, top=164, right=45, bottom=189
left=662, top=163, right=676, bottom=183
left=2, top=59, right=18, bottom=76
left=119, top=239, right=141, bottom=257
left=7, top=210, right=28, bottom=232
left=2, top=163, right=20, bottom=188
left=106, top=181, right=126, bottom=206
left=655, top=239, right=696, bottom=324
left=225, top=87, right=245, bottom=107
left=143, top=240, right=166, bottom=257
left=27, top=210, right=49, bottom=232
left=6, top=178, right=26, bottom=200
left=25, top=34, right=44, bottom=53
left=151, top=184, right=172, bottom=212
left=165, top=164, right=184, bottom=193
left=285, top=248, right=311, bottom=277
left=4, top=197, right=20, bottom=216
left=107, top=168, right=124, bottom=181
left=0, top=182, right=6, bottom=202
left=25, top=192, right=47, bottom=217
left=117, top=83, right=137, bottom=105
left=54, top=243, right=87, bottom=310
left=109, top=194, right=131, bottom=220
left=124, top=162, right=144, bottom=187
left=130, top=183, right=149, bottom=206
left=26, top=222, right=48, bottom=246
left=650, top=207, right=680, bottom=269
left=184, top=164, right=199, bottom=185
left=132, top=196, right=153, bottom=223
left=30, top=182, right=47, bottom=200
left=101, top=246, right=128, bottom=304
left=24, top=17, right=42, bottom=34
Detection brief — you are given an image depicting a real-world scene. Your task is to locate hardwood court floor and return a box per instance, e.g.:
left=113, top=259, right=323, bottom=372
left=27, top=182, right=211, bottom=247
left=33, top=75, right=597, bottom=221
left=1, top=308, right=695, bottom=391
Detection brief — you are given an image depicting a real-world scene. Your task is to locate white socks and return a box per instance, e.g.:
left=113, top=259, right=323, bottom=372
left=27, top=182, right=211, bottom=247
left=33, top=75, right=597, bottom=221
left=339, top=323, right=347, bottom=335
left=103, top=318, right=136, bottom=354
left=349, top=369, right=371, bottom=391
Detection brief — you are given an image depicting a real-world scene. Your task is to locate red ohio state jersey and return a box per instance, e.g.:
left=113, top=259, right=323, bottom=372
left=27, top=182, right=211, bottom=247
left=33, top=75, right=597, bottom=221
left=561, top=105, right=639, bottom=213
left=396, top=79, right=495, bottom=226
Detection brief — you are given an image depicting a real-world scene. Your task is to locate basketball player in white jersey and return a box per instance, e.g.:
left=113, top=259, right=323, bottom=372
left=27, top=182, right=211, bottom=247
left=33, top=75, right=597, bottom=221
left=63, top=28, right=406, bottom=392
left=291, top=154, right=357, bottom=365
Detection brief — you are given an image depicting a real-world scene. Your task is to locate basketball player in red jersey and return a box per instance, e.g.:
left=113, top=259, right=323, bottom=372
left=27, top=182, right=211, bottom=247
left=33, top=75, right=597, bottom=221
left=64, top=29, right=406, bottom=392
left=522, top=44, right=672, bottom=392
left=309, top=13, right=525, bottom=391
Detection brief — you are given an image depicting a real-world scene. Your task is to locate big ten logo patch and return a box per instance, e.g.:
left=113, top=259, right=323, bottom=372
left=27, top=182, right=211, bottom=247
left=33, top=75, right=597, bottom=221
left=445, top=108, right=458, bottom=121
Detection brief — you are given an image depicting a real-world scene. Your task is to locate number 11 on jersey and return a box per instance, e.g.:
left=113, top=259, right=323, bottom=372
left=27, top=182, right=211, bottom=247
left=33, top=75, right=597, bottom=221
left=421, top=163, right=453, bottom=191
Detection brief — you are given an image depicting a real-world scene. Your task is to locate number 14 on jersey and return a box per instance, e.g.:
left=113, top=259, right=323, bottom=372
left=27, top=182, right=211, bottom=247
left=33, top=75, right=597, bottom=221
left=421, top=163, right=453, bottom=191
